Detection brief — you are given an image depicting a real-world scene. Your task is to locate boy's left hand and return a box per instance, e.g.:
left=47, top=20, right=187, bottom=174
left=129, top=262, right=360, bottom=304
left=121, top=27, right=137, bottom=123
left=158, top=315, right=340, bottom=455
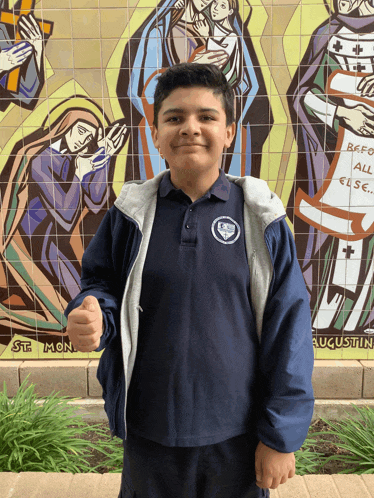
left=254, top=440, right=295, bottom=489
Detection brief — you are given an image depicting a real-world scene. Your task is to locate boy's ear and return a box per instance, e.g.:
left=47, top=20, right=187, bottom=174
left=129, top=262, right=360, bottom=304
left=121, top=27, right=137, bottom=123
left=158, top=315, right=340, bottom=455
left=151, top=124, right=159, bottom=149
left=225, top=121, right=236, bottom=148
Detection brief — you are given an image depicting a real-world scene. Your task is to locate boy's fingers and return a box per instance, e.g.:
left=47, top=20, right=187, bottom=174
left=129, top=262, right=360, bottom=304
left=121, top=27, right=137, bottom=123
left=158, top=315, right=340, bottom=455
left=261, top=474, right=273, bottom=489
left=76, top=329, right=101, bottom=344
left=255, top=461, right=262, bottom=486
left=74, top=338, right=100, bottom=352
left=72, top=318, right=98, bottom=330
left=72, top=308, right=101, bottom=326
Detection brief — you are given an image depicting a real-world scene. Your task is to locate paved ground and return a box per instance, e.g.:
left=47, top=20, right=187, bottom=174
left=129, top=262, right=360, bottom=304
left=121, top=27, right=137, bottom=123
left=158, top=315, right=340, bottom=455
left=2, top=400, right=374, bottom=497
left=2, top=473, right=374, bottom=498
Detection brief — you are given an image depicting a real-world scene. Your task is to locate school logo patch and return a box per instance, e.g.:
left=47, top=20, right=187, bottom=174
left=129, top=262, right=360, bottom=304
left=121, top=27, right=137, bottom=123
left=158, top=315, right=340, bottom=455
left=211, top=216, right=240, bottom=245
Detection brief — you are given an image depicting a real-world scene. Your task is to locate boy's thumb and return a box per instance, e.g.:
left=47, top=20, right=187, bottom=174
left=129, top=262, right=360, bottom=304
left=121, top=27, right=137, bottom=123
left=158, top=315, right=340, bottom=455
left=80, top=295, right=97, bottom=312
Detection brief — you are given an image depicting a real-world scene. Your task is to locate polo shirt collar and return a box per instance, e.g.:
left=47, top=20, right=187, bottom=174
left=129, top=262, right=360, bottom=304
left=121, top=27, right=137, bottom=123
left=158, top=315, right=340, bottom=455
left=159, top=167, right=230, bottom=201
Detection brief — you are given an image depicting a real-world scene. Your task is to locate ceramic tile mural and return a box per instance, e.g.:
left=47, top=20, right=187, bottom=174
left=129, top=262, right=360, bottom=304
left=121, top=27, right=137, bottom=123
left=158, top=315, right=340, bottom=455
left=0, top=0, right=374, bottom=360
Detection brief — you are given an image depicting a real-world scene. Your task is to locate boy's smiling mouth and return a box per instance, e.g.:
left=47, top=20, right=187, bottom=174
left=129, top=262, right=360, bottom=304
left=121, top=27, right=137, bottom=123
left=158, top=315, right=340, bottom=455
left=177, top=144, right=206, bottom=147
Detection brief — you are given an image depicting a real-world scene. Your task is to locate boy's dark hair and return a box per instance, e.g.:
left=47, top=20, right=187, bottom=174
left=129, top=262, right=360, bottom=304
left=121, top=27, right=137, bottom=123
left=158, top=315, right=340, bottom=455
left=153, top=63, right=235, bottom=129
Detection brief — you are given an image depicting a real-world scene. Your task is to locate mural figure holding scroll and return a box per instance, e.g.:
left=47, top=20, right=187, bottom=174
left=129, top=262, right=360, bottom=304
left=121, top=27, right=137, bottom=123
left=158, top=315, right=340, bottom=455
left=287, top=0, right=374, bottom=336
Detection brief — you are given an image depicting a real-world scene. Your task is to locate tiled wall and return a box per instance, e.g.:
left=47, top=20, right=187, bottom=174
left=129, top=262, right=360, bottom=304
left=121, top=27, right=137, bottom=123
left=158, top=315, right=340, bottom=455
left=0, top=0, right=374, bottom=360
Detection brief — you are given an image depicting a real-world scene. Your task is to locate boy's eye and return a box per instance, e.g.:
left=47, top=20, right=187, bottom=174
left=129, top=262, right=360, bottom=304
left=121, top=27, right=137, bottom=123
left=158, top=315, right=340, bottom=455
left=167, top=116, right=214, bottom=122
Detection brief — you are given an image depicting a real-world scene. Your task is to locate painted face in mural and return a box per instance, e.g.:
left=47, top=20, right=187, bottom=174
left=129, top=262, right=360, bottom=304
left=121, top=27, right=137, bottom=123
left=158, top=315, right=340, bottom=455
left=65, top=121, right=97, bottom=153
left=152, top=86, right=235, bottom=176
left=211, top=0, right=233, bottom=22
left=337, top=0, right=366, bottom=14
left=192, top=0, right=214, bottom=12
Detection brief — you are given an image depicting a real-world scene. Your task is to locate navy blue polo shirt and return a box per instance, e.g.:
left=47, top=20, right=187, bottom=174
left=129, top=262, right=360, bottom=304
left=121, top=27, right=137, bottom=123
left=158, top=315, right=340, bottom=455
left=126, top=168, right=260, bottom=447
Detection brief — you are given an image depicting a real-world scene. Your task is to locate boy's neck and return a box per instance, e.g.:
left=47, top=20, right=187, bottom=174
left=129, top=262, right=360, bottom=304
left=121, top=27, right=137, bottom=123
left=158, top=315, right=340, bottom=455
left=169, top=167, right=221, bottom=203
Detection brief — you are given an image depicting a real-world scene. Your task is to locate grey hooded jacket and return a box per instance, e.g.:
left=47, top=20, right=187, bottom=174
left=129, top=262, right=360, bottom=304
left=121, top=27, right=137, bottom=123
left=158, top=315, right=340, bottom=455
left=65, top=169, right=315, bottom=453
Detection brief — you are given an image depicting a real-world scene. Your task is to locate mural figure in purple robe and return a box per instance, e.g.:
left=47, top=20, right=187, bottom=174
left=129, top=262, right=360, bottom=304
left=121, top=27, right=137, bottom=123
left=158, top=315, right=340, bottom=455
left=0, top=97, right=126, bottom=346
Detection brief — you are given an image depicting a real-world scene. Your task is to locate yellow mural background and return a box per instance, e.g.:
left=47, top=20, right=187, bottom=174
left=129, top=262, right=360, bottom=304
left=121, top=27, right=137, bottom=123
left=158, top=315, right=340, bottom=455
left=0, top=0, right=372, bottom=359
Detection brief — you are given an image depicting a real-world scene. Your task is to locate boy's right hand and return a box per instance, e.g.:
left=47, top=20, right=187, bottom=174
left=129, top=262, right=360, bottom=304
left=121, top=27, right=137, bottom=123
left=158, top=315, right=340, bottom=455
left=66, top=296, right=104, bottom=352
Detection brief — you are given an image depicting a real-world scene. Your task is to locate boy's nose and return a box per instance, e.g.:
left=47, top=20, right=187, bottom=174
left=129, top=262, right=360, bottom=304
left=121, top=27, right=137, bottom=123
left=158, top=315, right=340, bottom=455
left=180, top=118, right=201, bottom=134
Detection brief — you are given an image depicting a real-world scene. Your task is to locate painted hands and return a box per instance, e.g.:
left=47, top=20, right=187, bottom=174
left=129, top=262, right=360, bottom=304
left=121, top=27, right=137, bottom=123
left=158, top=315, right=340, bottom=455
left=336, top=104, right=374, bottom=137
left=254, top=440, right=295, bottom=490
left=90, top=122, right=127, bottom=169
left=0, top=13, right=42, bottom=73
left=0, top=42, right=33, bottom=72
left=18, top=13, right=43, bottom=59
left=358, top=73, right=374, bottom=98
left=193, top=49, right=228, bottom=69
left=195, top=18, right=210, bottom=38
left=91, top=123, right=126, bottom=169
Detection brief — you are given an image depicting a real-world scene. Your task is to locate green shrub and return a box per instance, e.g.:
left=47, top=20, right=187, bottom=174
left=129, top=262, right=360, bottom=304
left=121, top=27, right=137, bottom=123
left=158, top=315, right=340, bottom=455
left=0, top=374, right=122, bottom=473
left=311, top=404, right=374, bottom=474
left=3, top=376, right=374, bottom=475
left=295, top=436, right=326, bottom=475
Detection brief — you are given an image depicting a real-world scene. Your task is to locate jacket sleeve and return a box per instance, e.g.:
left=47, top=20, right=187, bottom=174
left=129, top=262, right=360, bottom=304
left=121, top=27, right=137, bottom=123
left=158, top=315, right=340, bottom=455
left=64, top=206, right=137, bottom=352
left=255, top=217, right=315, bottom=453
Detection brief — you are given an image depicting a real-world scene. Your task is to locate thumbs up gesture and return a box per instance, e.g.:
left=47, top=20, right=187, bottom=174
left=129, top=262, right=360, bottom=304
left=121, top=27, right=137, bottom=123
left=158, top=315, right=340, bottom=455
left=66, top=296, right=103, bottom=352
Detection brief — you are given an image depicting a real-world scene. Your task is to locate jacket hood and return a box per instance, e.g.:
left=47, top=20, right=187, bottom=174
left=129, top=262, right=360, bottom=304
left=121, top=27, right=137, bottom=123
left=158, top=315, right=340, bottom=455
left=114, top=169, right=286, bottom=231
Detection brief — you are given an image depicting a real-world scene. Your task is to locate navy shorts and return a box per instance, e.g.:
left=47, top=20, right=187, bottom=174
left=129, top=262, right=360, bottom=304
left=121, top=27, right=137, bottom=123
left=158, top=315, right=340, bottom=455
left=118, top=429, right=270, bottom=498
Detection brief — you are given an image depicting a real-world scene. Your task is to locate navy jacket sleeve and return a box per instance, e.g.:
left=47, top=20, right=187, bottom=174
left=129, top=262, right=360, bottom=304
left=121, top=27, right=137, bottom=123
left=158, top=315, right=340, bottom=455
left=256, top=218, right=315, bottom=453
left=64, top=206, right=138, bottom=352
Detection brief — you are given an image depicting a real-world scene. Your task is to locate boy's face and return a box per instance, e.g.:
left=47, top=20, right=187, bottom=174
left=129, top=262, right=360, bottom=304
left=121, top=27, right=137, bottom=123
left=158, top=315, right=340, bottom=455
left=152, top=86, right=235, bottom=178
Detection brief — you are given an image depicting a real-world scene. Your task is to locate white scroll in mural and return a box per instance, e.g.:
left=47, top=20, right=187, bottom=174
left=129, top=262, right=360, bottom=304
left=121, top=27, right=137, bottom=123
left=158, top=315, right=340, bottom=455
left=299, top=72, right=374, bottom=238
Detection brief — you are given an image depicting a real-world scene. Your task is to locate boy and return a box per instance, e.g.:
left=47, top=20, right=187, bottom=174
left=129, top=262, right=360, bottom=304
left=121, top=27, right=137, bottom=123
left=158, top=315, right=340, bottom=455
left=65, top=62, right=315, bottom=498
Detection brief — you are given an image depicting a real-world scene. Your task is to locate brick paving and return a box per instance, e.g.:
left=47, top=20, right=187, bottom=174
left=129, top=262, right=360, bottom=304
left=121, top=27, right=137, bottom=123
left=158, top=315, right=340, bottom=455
left=2, top=473, right=374, bottom=498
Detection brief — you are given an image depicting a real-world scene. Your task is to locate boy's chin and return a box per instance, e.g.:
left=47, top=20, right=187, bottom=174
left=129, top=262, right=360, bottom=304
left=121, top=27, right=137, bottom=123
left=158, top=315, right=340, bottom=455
left=169, top=162, right=220, bottom=173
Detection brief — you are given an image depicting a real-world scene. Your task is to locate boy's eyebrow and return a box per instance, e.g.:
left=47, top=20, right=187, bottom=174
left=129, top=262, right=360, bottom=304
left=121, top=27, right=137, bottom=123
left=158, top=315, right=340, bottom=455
left=163, top=107, right=220, bottom=116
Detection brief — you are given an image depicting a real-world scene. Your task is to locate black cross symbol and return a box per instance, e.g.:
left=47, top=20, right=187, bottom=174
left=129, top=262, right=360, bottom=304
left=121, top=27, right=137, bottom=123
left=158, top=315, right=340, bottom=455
left=354, top=64, right=366, bottom=71
left=353, top=44, right=363, bottom=55
left=333, top=40, right=343, bottom=53
left=343, top=245, right=355, bottom=259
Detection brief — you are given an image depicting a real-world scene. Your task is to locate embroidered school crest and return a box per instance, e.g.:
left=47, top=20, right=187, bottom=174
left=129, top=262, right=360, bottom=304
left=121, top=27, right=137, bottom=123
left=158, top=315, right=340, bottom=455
left=211, top=216, right=240, bottom=245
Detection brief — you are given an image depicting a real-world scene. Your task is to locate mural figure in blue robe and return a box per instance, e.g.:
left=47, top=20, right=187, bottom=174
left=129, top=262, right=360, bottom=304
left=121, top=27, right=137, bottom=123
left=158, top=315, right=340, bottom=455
left=117, top=0, right=272, bottom=181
